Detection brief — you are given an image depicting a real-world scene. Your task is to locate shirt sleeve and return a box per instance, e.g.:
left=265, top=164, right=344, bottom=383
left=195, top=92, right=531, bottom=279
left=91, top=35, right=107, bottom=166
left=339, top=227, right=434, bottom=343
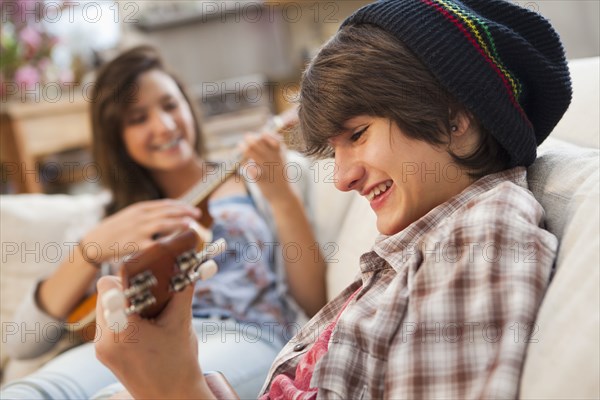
left=4, top=281, right=66, bottom=360
left=385, top=187, right=558, bottom=399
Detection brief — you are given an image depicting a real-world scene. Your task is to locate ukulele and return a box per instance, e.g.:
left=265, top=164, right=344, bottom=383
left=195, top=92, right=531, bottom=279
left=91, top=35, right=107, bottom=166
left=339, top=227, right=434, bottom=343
left=101, top=228, right=226, bottom=330
left=65, top=109, right=298, bottom=337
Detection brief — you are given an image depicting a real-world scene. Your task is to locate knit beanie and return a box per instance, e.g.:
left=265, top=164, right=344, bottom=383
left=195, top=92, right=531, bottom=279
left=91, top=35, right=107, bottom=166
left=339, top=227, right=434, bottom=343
left=342, top=0, right=572, bottom=166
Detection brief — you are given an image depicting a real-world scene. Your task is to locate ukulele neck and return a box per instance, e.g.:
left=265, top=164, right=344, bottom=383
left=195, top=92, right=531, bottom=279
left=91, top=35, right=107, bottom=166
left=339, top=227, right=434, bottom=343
left=179, top=153, right=243, bottom=207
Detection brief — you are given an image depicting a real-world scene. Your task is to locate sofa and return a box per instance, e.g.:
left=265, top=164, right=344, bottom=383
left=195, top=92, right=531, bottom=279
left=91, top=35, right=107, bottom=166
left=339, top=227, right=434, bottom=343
left=1, top=57, right=598, bottom=398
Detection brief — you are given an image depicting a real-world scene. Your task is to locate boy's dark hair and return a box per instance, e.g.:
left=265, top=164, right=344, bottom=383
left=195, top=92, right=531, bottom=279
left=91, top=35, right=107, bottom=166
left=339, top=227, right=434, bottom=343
left=297, top=24, right=510, bottom=178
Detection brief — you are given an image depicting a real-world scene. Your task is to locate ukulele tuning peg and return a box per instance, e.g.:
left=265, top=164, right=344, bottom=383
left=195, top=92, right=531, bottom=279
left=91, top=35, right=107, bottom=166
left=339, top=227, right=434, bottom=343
left=190, top=238, right=227, bottom=265
left=203, top=238, right=227, bottom=259
left=177, top=252, right=197, bottom=272
left=188, top=259, right=219, bottom=283
left=101, top=288, right=128, bottom=332
left=171, top=274, right=190, bottom=292
left=198, top=259, right=218, bottom=280
left=124, top=271, right=157, bottom=298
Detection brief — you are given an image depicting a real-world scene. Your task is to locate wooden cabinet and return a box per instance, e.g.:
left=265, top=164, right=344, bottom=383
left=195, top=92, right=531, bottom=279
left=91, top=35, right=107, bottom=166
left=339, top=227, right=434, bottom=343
left=0, top=91, right=288, bottom=193
left=0, top=96, right=92, bottom=193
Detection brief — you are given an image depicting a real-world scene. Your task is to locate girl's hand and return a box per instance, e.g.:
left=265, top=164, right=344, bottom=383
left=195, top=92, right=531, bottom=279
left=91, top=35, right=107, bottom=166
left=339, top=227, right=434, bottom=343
left=80, top=199, right=201, bottom=264
left=240, top=131, right=327, bottom=316
left=240, top=132, right=296, bottom=205
left=95, top=276, right=212, bottom=399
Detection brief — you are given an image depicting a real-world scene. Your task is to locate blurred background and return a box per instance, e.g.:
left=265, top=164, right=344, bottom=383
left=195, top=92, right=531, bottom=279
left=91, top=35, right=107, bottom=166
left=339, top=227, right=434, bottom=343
left=1, top=0, right=599, bottom=195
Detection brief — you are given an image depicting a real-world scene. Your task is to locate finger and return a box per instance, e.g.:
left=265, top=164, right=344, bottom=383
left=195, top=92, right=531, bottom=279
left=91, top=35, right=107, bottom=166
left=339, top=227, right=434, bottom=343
left=243, top=137, right=270, bottom=161
left=95, top=276, right=123, bottom=328
left=96, top=276, right=144, bottom=332
left=157, top=284, right=195, bottom=327
left=150, top=217, right=198, bottom=238
left=243, top=133, right=261, bottom=151
left=96, top=276, right=122, bottom=300
left=95, top=276, right=143, bottom=375
left=248, top=134, right=284, bottom=159
left=242, top=159, right=259, bottom=181
left=261, top=131, right=282, bottom=149
left=138, top=199, right=200, bottom=216
left=248, top=132, right=278, bottom=150
left=145, top=205, right=201, bottom=223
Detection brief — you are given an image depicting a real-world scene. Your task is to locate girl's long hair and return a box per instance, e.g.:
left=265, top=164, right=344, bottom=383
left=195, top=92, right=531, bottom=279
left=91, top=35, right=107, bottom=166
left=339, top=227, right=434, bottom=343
left=90, top=45, right=205, bottom=215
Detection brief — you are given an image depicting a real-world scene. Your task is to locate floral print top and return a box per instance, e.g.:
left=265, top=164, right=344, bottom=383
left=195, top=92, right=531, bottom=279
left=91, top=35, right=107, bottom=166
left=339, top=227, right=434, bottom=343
left=192, top=195, right=297, bottom=343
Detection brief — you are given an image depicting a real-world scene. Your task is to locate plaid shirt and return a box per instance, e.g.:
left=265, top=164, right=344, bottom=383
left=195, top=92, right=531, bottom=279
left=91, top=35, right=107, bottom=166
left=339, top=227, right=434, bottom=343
left=260, top=167, right=557, bottom=399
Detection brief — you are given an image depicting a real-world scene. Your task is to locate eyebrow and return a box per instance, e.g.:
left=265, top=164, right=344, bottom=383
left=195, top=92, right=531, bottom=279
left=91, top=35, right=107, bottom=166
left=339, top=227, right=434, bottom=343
left=127, top=95, right=176, bottom=113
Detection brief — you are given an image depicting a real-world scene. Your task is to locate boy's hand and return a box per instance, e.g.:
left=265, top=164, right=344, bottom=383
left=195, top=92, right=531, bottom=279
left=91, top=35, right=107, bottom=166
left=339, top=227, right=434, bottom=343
left=94, top=276, right=212, bottom=399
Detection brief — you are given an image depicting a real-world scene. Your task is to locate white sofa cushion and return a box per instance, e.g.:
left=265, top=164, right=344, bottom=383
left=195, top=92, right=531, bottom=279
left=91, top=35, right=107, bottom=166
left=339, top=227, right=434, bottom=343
left=0, top=193, right=107, bottom=380
left=326, top=193, right=378, bottom=299
left=551, top=57, right=599, bottom=149
left=310, top=159, right=356, bottom=246
left=521, top=139, right=599, bottom=399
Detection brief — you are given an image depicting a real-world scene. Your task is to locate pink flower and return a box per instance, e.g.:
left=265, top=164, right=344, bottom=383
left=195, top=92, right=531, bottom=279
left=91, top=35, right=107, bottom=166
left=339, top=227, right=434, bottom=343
left=14, top=64, right=40, bottom=90
left=20, top=25, right=42, bottom=48
left=19, top=25, right=42, bottom=57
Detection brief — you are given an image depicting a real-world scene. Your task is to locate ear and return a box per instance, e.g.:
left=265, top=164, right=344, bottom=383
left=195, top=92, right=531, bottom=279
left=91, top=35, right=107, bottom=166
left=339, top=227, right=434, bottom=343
left=450, top=111, right=472, bottom=137
left=448, top=111, right=480, bottom=156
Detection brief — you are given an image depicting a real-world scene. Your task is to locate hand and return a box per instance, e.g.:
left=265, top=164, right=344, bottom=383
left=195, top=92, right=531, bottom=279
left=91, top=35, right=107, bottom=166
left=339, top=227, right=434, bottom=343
left=264, top=106, right=299, bottom=133
left=240, top=132, right=296, bottom=205
left=80, top=200, right=201, bottom=265
left=95, top=276, right=212, bottom=399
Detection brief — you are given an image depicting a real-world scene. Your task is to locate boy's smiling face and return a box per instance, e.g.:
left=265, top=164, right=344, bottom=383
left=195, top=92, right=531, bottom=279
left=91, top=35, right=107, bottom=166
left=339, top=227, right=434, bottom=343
left=329, top=116, right=476, bottom=235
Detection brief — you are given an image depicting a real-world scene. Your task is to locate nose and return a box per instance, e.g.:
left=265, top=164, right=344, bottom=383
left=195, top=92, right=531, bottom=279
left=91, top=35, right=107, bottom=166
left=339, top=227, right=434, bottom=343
left=150, top=109, right=177, bottom=134
left=333, top=152, right=364, bottom=192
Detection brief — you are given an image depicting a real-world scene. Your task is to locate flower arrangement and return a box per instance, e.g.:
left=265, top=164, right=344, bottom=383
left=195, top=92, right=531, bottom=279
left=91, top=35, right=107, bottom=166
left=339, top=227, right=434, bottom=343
left=0, top=0, right=73, bottom=101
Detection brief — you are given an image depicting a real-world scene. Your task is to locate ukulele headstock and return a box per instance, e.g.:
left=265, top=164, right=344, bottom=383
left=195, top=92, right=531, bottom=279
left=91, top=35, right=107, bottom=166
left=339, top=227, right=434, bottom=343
left=101, top=229, right=226, bottom=331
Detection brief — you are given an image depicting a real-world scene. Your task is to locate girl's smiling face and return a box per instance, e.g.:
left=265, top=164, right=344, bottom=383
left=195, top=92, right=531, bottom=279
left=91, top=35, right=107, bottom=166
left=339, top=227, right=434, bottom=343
left=329, top=116, right=475, bottom=235
left=122, top=69, right=197, bottom=172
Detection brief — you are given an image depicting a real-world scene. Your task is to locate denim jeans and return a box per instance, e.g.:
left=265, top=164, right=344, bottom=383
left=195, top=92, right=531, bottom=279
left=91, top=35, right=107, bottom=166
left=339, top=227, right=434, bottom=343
left=1, top=318, right=284, bottom=400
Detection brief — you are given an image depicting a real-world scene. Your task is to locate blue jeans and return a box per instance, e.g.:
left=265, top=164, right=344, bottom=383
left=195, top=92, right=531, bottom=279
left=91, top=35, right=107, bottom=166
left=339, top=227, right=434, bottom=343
left=1, top=318, right=284, bottom=400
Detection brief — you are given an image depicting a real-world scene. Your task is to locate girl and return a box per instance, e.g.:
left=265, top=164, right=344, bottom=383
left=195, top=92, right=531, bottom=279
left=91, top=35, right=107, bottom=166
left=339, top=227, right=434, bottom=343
left=1, top=45, right=326, bottom=399
left=95, top=0, right=571, bottom=398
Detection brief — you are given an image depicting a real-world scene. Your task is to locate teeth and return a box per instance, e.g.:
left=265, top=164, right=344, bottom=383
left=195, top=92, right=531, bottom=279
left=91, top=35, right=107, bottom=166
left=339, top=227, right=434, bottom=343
left=157, top=138, right=179, bottom=151
left=366, top=180, right=393, bottom=201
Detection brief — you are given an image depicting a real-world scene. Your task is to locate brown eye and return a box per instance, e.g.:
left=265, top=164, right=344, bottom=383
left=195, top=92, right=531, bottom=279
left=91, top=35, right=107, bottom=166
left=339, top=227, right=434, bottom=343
left=350, top=125, right=369, bottom=142
left=126, top=114, right=147, bottom=125
left=164, top=101, right=178, bottom=111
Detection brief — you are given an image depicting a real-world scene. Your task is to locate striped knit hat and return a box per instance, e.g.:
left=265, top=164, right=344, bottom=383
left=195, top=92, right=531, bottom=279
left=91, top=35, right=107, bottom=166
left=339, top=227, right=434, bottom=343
left=342, top=0, right=572, bottom=167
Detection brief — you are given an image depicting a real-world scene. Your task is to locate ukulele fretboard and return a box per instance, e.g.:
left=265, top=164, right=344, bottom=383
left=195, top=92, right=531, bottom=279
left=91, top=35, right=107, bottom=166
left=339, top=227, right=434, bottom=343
left=178, top=153, right=243, bottom=207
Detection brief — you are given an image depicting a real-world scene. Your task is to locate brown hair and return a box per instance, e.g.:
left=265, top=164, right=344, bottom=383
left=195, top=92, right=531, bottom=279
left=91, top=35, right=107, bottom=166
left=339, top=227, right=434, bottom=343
left=90, top=45, right=205, bottom=215
left=297, top=24, right=510, bottom=178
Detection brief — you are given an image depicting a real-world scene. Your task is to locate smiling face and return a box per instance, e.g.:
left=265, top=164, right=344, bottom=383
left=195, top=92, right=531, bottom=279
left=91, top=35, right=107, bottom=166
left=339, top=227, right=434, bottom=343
left=122, top=69, right=197, bottom=173
left=329, top=116, right=475, bottom=235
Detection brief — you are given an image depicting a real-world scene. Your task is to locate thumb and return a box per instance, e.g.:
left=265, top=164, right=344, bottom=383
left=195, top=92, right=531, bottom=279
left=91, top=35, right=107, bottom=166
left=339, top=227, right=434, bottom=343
left=96, top=276, right=122, bottom=305
left=95, top=275, right=124, bottom=329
